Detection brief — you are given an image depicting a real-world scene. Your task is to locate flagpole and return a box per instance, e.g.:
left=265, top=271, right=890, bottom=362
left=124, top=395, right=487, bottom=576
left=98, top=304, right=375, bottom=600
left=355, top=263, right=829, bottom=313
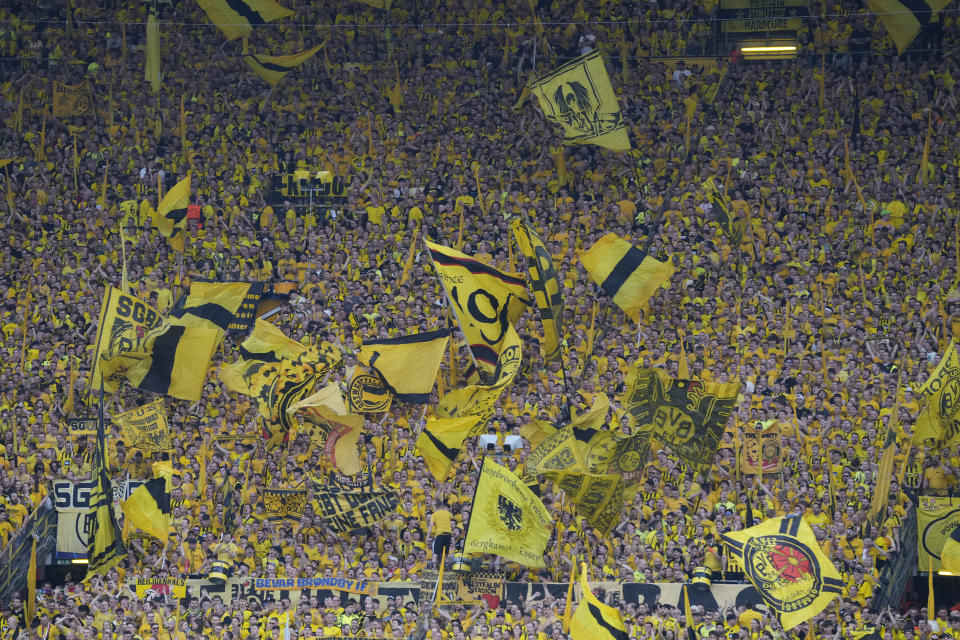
left=423, top=234, right=483, bottom=376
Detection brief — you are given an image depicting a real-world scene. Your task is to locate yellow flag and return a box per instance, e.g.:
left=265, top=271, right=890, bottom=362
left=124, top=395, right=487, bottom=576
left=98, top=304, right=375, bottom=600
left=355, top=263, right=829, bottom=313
left=156, top=174, right=190, bottom=251
left=289, top=402, right=364, bottom=475
left=89, top=287, right=164, bottom=391
left=914, top=341, right=960, bottom=446
left=869, top=366, right=903, bottom=521
left=171, top=281, right=252, bottom=333
left=120, top=478, right=171, bottom=542
left=941, top=524, right=960, bottom=575
left=113, top=400, right=171, bottom=452
left=358, top=329, right=450, bottom=404
left=27, top=538, right=37, bottom=625
left=464, top=459, right=552, bottom=567
left=144, top=9, right=161, bottom=93
left=196, top=0, right=293, bottom=41
left=561, top=562, right=575, bottom=633
left=244, top=45, right=322, bottom=87
left=570, top=562, right=628, bottom=640
left=866, top=0, right=951, bottom=55
left=722, top=516, right=843, bottom=629
left=529, top=50, right=630, bottom=151
left=917, top=496, right=960, bottom=571
left=510, top=218, right=565, bottom=362
left=415, top=415, right=482, bottom=481
left=581, top=233, right=674, bottom=318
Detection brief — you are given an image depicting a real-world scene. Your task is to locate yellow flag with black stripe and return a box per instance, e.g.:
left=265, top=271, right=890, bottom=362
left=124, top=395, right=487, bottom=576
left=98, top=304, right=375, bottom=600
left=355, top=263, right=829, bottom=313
left=914, top=340, right=960, bottom=447
left=86, top=418, right=126, bottom=578
left=221, top=319, right=314, bottom=395
left=415, top=414, right=482, bottom=481
left=571, top=562, right=629, bottom=640
left=866, top=0, right=950, bottom=54
left=243, top=45, right=322, bottom=87
left=869, top=368, right=903, bottom=522
left=942, top=524, right=960, bottom=574
left=121, top=478, right=171, bottom=543
left=464, top=458, right=552, bottom=567
left=529, top=50, right=630, bottom=151
left=581, top=233, right=674, bottom=318
left=172, top=281, right=252, bottom=333
left=722, top=515, right=843, bottom=629
left=99, top=320, right=220, bottom=402
left=89, top=287, right=163, bottom=392
left=196, top=0, right=293, bottom=41
left=510, top=218, right=564, bottom=362
left=156, top=174, right=190, bottom=251
left=358, top=329, right=450, bottom=404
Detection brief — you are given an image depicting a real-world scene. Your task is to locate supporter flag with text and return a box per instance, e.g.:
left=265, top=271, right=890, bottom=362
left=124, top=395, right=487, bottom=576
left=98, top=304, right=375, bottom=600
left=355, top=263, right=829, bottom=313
left=113, top=400, right=172, bottom=452
left=426, top=240, right=529, bottom=376
left=464, top=459, right=552, bottom=567
left=866, top=0, right=950, bottom=54
left=529, top=50, right=630, bottom=151
left=99, top=320, right=220, bottom=402
left=221, top=319, right=314, bottom=396
left=722, top=515, right=843, bottom=629
left=244, top=45, right=322, bottom=87
left=156, top=174, right=190, bottom=251
left=510, top=218, right=565, bottom=362
left=941, top=525, right=960, bottom=575
left=571, top=561, right=629, bottom=640
left=581, top=234, right=674, bottom=318
left=196, top=0, right=293, bottom=41
left=90, top=287, right=163, bottom=392
left=622, top=366, right=739, bottom=477
left=358, top=329, right=450, bottom=403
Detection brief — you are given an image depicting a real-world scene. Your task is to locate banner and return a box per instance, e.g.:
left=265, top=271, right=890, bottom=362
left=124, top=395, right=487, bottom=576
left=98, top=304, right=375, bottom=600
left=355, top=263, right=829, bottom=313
left=52, top=81, right=91, bottom=118
left=314, top=488, right=399, bottom=533
left=65, top=417, right=98, bottom=436
left=719, top=0, right=809, bottom=33
left=53, top=479, right=95, bottom=558
left=419, top=570, right=504, bottom=607
left=252, top=577, right=377, bottom=596
left=623, top=367, right=739, bottom=476
left=529, top=50, right=630, bottom=151
left=918, top=495, right=960, bottom=571
left=113, top=400, right=171, bottom=451
left=262, top=488, right=308, bottom=525
left=0, top=499, right=57, bottom=607
left=741, top=423, right=784, bottom=474
left=269, top=172, right=350, bottom=207
left=90, top=287, right=164, bottom=391
left=135, top=578, right=186, bottom=599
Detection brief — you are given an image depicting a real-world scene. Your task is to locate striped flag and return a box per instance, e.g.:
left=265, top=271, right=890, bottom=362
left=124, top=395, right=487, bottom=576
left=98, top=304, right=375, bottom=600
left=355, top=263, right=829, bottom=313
left=243, top=45, right=322, bottom=87
left=156, top=174, right=190, bottom=251
left=581, top=233, right=674, bottom=318
left=172, top=281, right=253, bottom=333
left=196, top=0, right=293, bottom=41
left=358, top=329, right=450, bottom=404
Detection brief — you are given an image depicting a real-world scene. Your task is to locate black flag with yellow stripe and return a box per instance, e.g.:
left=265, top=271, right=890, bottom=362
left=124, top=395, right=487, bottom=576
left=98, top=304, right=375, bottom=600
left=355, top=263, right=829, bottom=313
left=196, top=0, right=293, bottom=41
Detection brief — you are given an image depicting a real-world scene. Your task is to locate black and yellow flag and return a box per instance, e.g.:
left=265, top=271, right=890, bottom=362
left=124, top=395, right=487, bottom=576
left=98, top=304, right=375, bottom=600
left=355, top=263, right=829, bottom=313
left=722, top=515, right=843, bottom=629
left=741, top=422, right=784, bottom=475
left=464, top=459, right=552, bottom=567
left=426, top=240, right=529, bottom=375
left=244, top=45, right=322, bottom=87
left=196, top=0, right=293, bottom=41
left=914, top=340, right=960, bottom=446
left=706, top=184, right=749, bottom=249
left=548, top=470, right=624, bottom=536
left=917, top=496, right=960, bottom=571
left=581, top=234, right=674, bottom=318
left=261, top=488, right=308, bottom=525
left=415, top=415, right=482, bottom=481
left=90, top=287, right=163, bottom=392
left=289, top=399, right=364, bottom=475
left=869, top=368, right=903, bottom=522
left=529, top=50, right=630, bottom=151
left=437, top=325, right=522, bottom=433
left=86, top=417, right=126, bottom=577
left=571, top=561, right=629, bottom=640
left=221, top=319, right=315, bottom=395
left=113, top=400, right=172, bottom=452
left=622, top=366, right=739, bottom=476
left=99, top=320, right=220, bottom=402
left=346, top=367, right=392, bottom=413
left=172, top=281, right=253, bottom=333
left=358, top=329, right=450, bottom=404
left=156, top=174, right=190, bottom=251
left=121, top=478, right=171, bottom=542
left=866, top=0, right=950, bottom=54
left=510, top=218, right=564, bottom=362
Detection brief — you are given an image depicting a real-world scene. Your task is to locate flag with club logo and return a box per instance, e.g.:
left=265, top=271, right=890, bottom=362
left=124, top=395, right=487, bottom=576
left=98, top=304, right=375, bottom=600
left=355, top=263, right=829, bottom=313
left=914, top=341, right=960, bottom=447
left=358, top=329, right=450, bottom=403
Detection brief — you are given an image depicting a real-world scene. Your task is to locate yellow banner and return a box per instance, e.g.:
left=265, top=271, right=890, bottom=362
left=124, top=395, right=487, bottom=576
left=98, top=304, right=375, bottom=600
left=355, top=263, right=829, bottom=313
left=52, top=81, right=91, bottom=118
left=135, top=578, right=186, bottom=599
left=90, top=287, right=164, bottom=394
left=113, top=400, right=171, bottom=451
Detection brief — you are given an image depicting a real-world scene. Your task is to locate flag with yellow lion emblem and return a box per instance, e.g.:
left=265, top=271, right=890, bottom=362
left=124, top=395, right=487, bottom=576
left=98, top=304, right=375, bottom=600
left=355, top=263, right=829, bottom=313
left=722, top=515, right=843, bottom=629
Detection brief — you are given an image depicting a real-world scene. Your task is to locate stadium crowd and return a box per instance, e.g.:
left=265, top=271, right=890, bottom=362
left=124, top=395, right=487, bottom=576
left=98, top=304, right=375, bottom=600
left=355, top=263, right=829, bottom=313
left=2, top=0, right=960, bottom=637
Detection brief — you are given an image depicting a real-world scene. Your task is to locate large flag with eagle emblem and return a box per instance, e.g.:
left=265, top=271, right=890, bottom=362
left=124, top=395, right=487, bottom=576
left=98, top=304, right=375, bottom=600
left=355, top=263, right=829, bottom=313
left=464, top=458, right=552, bottom=567
left=529, top=50, right=630, bottom=151
left=622, top=366, right=739, bottom=477
left=722, top=515, right=843, bottom=629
